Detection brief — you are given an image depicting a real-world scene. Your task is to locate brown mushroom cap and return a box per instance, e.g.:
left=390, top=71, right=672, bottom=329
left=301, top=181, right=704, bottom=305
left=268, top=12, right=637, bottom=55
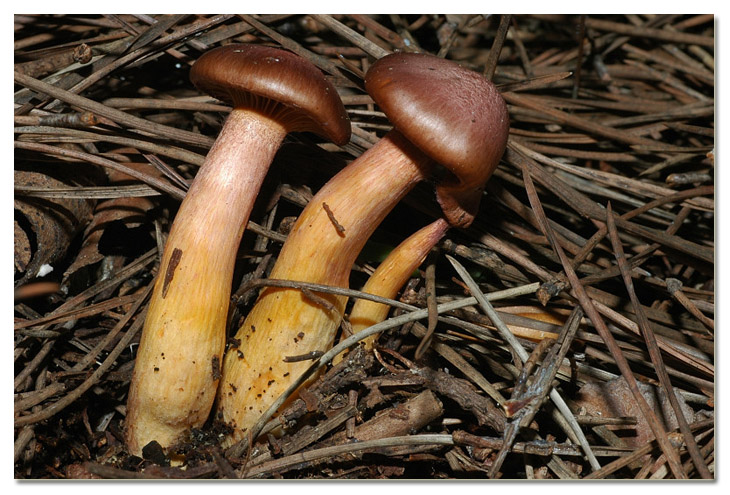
left=190, top=44, right=350, bottom=145
left=365, top=52, right=509, bottom=227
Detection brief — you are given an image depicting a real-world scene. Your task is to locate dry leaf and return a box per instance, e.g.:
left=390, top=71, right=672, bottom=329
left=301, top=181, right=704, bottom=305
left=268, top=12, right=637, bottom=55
left=14, top=169, right=95, bottom=284
left=574, top=376, right=696, bottom=448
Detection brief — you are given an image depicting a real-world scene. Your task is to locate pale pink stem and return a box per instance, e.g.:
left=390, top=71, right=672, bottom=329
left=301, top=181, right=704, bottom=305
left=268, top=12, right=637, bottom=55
left=125, top=109, right=286, bottom=454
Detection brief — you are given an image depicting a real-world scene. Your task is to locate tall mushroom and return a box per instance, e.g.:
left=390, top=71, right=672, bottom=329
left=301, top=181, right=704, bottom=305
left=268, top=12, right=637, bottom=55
left=217, top=52, right=509, bottom=446
left=124, top=44, right=350, bottom=455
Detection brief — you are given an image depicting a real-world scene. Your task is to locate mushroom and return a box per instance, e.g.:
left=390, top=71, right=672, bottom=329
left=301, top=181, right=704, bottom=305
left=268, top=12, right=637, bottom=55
left=343, top=218, right=450, bottom=357
left=124, top=44, right=350, bottom=455
left=217, top=52, right=509, bottom=446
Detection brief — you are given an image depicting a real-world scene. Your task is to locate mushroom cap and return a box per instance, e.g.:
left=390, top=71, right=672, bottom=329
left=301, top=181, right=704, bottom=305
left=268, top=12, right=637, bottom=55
left=365, top=52, right=509, bottom=227
left=190, top=44, right=350, bottom=145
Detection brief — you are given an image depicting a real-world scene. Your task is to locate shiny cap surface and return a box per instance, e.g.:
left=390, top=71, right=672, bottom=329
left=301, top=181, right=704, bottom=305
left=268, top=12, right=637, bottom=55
left=191, top=44, right=350, bottom=145
left=365, top=52, right=509, bottom=226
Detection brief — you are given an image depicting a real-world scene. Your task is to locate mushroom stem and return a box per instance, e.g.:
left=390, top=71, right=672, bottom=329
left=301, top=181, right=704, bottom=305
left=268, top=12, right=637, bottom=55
left=217, top=130, right=433, bottom=445
left=344, top=218, right=449, bottom=356
left=125, top=109, right=286, bottom=455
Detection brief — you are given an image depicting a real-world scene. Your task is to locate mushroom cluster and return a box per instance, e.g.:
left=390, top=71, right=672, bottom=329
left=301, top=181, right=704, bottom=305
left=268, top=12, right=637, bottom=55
left=215, top=51, right=509, bottom=446
left=125, top=47, right=509, bottom=454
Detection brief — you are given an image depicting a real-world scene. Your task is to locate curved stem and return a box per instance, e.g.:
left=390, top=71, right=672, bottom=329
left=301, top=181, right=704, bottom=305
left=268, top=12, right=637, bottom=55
left=218, top=131, right=433, bottom=445
left=125, top=109, right=286, bottom=454
left=342, top=218, right=449, bottom=357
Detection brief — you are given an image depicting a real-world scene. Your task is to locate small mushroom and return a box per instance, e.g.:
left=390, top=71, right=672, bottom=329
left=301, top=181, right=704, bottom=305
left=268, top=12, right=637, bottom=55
left=124, top=44, right=350, bottom=455
left=345, top=219, right=450, bottom=356
left=217, top=52, right=509, bottom=445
